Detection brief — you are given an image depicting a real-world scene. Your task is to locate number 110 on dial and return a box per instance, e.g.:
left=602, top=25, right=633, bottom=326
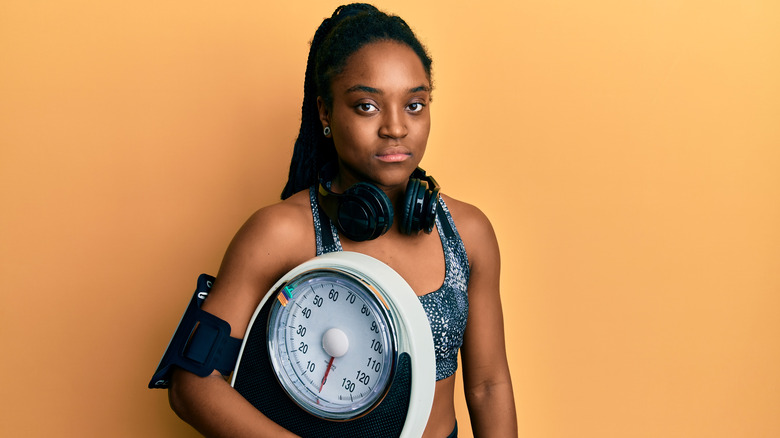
left=267, top=270, right=398, bottom=421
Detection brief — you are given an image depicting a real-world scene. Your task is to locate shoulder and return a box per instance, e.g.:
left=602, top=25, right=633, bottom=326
left=440, top=194, right=493, bottom=235
left=439, top=194, right=499, bottom=270
left=241, top=189, right=313, bottom=238
left=226, top=189, right=314, bottom=267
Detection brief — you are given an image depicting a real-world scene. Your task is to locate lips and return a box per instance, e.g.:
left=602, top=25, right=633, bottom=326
left=375, top=147, right=411, bottom=162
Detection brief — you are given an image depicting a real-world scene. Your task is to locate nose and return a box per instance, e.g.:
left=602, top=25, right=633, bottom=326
left=378, top=107, right=407, bottom=139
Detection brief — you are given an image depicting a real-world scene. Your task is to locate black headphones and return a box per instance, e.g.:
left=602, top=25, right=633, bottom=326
left=318, top=163, right=441, bottom=242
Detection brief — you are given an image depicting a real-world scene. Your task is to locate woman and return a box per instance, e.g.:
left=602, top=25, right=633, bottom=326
left=169, top=4, right=516, bottom=437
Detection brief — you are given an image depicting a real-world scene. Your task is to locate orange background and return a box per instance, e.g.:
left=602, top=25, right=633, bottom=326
left=1, top=1, right=779, bottom=437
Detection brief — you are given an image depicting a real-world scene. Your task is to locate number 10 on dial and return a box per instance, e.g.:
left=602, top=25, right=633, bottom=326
left=267, top=270, right=398, bottom=421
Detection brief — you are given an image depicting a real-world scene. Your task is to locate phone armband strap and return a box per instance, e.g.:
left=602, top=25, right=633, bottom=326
left=148, top=274, right=242, bottom=389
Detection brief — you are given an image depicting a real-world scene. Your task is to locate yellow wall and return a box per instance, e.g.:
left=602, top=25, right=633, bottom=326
left=1, top=1, right=778, bottom=436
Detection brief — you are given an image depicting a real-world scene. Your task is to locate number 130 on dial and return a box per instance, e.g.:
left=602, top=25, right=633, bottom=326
left=267, top=270, right=398, bottom=421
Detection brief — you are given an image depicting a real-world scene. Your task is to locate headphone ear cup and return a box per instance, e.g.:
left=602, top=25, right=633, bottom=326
left=400, top=177, right=440, bottom=235
left=335, top=183, right=394, bottom=241
left=401, top=178, right=428, bottom=235
left=420, top=185, right=439, bottom=234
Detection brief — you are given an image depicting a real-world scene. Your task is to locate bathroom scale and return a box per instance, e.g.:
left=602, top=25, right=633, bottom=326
left=230, top=251, right=435, bottom=437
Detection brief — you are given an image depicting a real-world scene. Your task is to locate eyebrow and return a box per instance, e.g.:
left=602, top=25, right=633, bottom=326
left=345, top=84, right=431, bottom=95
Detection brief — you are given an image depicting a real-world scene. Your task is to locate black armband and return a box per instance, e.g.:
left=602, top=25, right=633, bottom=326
left=148, top=274, right=242, bottom=389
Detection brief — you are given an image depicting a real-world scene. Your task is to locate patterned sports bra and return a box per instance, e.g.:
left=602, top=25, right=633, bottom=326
left=309, top=186, right=470, bottom=380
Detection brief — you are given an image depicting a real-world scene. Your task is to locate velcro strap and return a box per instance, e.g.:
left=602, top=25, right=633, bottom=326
left=148, top=274, right=242, bottom=389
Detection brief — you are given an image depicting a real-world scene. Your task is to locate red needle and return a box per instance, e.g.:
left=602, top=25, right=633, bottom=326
left=319, top=356, right=335, bottom=392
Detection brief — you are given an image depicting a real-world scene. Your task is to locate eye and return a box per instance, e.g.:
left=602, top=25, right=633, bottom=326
left=407, top=102, right=426, bottom=113
left=356, top=102, right=378, bottom=113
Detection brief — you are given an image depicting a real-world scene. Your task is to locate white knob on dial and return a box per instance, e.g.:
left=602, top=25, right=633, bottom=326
left=322, top=327, right=349, bottom=358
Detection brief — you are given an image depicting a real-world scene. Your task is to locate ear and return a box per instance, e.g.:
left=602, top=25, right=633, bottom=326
left=317, top=97, right=332, bottom=137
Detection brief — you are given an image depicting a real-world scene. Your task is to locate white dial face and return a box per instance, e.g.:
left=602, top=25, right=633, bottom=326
left=267, top=270, right=397, bottom=420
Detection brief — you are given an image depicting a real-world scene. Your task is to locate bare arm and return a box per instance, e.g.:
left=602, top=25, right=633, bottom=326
left=453, top=199, right=518, bottom=437
left=169, top=370, right=299, bottom=438
left=167, top=195, right=314, bottom=437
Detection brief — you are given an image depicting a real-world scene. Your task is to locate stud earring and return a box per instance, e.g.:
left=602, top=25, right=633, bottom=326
left=323, top=126, right=331, bottom=136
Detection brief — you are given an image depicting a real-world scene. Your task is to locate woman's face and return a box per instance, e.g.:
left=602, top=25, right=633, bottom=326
left=319, top=40, right=432, bottom=191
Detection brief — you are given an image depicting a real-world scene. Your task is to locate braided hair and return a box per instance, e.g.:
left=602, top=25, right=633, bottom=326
left=280, top=3, right=433, bottom=199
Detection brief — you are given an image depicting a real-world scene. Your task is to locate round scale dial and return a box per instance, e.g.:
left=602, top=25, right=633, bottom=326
left=267, top=269, right=397, bottom=420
